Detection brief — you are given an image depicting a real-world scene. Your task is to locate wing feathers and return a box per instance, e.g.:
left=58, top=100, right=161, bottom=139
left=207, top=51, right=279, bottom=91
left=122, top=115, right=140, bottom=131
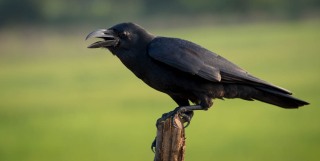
left=149, top=38, right=221, bottom=82
left=148, top=37, right=291, bottom=95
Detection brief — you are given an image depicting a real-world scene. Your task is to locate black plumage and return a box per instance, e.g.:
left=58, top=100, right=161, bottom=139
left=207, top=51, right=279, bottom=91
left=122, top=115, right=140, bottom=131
left=86, top=22, right=308, bottom=115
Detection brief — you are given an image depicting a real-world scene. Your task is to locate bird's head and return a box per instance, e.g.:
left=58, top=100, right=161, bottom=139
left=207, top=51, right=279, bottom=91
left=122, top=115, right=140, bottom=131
left=86, top=22, right=155, bottom=51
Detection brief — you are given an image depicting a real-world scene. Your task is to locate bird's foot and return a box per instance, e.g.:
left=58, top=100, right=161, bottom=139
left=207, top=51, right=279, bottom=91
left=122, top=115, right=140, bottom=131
left=156, top=106, right=195, bottom=129
left=151, top=105, right=203, bottom=152
left=173, top=107, right=194, bottom=128
left=156, top=105, right=204, bottom=128
left=151, top=108, right=191, bottom=152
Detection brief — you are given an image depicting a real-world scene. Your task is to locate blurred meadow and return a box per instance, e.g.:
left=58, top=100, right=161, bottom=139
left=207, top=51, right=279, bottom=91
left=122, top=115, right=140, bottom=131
left=1, top=1, right=320, bottom=161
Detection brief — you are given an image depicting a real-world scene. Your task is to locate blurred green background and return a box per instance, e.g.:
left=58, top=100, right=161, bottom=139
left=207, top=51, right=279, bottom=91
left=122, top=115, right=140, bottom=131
left=0, top=0, right=320, bottom=161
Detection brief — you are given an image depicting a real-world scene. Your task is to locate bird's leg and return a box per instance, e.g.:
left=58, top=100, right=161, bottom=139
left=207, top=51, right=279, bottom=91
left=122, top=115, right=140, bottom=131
left=173, top=105, right=203, bottom=128
left=156, top=105, right=203, bottom=128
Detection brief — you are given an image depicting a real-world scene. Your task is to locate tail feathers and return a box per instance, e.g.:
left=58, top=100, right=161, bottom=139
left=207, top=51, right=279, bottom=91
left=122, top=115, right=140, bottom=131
left=253, top=86, right=309, bottom=108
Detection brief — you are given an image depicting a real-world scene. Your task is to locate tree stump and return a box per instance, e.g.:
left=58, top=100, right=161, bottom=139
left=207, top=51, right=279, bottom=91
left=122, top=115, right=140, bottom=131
left=154, top=114, right=186, bottom=161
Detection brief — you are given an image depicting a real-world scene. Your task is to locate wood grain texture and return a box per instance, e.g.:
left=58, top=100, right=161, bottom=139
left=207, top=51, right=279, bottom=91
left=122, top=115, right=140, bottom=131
left=154, top=115, right=186, bottom=161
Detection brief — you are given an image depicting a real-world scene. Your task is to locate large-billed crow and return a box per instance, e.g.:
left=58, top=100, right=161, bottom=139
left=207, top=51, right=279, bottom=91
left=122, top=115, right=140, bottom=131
left=86, top=22, right=308, bottom=124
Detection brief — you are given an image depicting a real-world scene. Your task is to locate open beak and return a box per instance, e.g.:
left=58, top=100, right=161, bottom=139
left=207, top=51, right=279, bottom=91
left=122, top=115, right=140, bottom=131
left=85, top=29, right=119, bottom=48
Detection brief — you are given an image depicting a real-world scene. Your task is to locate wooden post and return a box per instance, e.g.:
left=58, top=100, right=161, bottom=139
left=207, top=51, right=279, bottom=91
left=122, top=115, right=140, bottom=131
left=154, top=114, right=186, bottom=161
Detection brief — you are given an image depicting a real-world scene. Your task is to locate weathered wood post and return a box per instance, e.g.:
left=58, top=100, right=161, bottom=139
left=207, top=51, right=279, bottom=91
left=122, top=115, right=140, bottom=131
left=154, top=114, right=186, bottom=161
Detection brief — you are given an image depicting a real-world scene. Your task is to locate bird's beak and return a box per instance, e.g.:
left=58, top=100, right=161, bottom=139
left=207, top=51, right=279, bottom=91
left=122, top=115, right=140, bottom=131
left=85, top=29, right=119, bottom=48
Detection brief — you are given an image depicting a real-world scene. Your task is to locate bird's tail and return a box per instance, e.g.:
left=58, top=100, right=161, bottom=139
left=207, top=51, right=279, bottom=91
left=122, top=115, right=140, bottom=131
left=252, top=86, right=309, bottom=108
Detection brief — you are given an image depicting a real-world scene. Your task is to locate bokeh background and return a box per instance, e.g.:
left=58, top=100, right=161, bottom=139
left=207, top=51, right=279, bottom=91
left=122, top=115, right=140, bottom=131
left=0, top=0, right=320, bottom=161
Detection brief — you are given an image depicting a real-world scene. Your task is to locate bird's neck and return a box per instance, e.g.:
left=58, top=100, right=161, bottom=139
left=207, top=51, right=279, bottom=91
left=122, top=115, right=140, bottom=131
left=114, top=47, right=150, bottom=79
left=111, top=34, right=155, bottom=79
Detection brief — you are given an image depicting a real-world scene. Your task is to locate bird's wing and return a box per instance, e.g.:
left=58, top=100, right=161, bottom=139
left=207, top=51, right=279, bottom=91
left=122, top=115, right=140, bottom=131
left=148, top=37, right=222, bottom=82
left=148, top=37, right=291, bottom=94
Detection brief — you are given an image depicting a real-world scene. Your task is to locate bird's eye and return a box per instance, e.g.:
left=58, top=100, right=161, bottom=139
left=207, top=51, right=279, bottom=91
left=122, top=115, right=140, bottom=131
left=119, top=31, right=129, bottom=38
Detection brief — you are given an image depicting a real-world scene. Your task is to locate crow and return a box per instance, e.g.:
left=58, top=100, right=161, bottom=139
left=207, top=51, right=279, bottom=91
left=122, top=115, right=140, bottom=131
left=86, top=22, right=309, bottom=125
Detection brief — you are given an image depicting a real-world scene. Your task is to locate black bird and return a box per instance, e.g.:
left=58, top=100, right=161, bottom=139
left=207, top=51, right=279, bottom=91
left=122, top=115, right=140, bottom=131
left=86, top=22, right=309, bottom=124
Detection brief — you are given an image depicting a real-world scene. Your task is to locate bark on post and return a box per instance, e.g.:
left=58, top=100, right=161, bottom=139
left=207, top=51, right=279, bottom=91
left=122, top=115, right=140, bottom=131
left=154, top=114, right=186, bottom=161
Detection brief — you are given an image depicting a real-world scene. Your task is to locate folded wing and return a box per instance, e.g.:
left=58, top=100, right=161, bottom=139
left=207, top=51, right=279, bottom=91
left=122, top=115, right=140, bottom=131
left=148, top=37, right=291, bottom=94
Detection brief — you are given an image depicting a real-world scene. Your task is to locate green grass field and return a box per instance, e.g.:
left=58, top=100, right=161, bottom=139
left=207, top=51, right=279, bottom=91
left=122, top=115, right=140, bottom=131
left=0, top=20, right=319, bottom=161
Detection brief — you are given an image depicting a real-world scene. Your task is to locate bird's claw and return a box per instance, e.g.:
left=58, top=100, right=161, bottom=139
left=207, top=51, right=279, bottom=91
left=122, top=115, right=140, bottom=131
left=178, top=111, right=192, bottom=128
left=152, top=107, right=193, bottom=152
left=151, top=137, right=156, bottom=153
left=156, top=107, right=194, bottom=129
